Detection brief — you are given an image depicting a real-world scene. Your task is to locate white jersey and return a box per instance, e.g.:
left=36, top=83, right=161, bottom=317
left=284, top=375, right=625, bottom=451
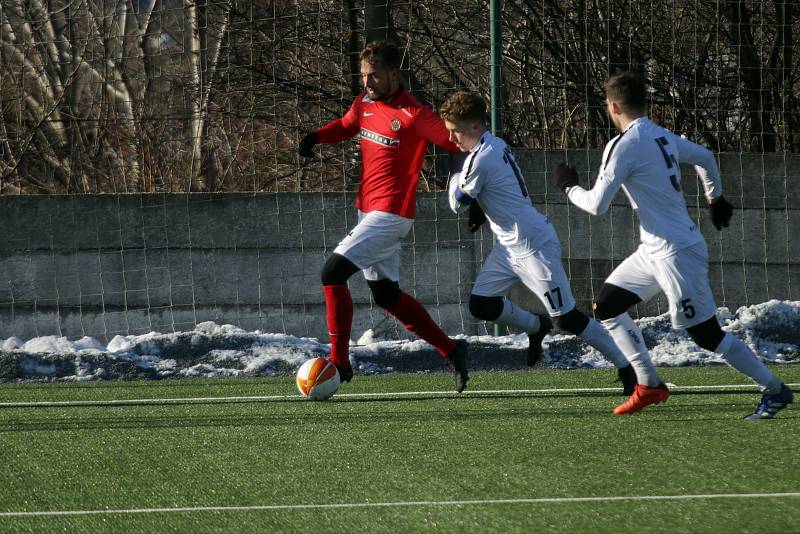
left=567, top=117, right=722, bottom=258
left=449, top=132, right=555, bottom=257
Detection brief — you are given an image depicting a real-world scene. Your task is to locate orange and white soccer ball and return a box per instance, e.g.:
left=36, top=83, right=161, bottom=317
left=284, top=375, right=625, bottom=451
left=296, top=357, right=341, bottom=401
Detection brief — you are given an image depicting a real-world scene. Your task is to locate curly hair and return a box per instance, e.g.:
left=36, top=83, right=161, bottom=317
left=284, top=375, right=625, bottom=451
left=440, top=91, right=488, bottom=124
left=360, top=41, right=402, bottom=70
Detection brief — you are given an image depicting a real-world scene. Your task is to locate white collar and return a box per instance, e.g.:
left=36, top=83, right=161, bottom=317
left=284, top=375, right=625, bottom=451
left=623, top=116, right=648, bottom=133
left=469, top=132, right=490, bottom=153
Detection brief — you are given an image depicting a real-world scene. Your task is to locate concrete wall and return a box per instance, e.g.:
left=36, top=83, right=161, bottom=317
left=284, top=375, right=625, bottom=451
left=1, top=150, right=798, bottom=342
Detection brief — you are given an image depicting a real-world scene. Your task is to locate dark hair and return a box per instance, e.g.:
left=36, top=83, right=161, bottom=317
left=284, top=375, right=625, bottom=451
left=604, top=71, right=647, bottom=112
left=360, top=41, right=402, bottom=70
left=440, top=91, right=488, bottom=125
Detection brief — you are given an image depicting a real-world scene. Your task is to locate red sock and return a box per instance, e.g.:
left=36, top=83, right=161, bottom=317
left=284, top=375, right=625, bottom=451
left=386, top=292, right=455, bottom=357
left=322, top=284, right=353, bottom=368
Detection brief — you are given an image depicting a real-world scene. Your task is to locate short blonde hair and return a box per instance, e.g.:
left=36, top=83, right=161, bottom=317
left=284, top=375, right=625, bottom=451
left=440, top=91, right=487, bottom=124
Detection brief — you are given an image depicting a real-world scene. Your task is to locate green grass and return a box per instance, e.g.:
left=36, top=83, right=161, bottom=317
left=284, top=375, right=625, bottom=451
left=0, top=366, right=798, bottom=533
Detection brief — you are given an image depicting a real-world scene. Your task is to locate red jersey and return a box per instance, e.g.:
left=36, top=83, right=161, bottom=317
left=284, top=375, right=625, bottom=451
left=315, top=89, right=458, bottom=218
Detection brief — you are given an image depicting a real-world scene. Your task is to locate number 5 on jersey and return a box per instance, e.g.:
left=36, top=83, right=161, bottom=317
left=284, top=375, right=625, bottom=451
left=655, top=136, right=682, bottom=192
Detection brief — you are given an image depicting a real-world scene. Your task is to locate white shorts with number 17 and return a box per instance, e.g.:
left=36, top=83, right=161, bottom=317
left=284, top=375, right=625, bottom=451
left=605, top=241, right=717, bottom=329
left=472, top=238, right=576, bottom=317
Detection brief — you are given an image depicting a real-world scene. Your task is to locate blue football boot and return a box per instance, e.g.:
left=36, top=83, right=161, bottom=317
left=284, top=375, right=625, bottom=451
left=744, top=384, right=793, bottom=420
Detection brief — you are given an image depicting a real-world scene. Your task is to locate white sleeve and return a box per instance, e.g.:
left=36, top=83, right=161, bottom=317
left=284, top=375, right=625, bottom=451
left=566, top=142, right=628, bottom=216
left=672, top=133, right=722, bottom=201
left=448, top=172, right=468, bottom=213
left=448, top=151, right=484, bottom=214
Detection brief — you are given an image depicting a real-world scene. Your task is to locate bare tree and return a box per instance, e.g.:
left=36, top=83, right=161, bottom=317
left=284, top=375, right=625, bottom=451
left=1, top=0, right=797, bottom=195
left=184, top=0, right=232, bottom=191
left=0, top=0, right=231, bottom=193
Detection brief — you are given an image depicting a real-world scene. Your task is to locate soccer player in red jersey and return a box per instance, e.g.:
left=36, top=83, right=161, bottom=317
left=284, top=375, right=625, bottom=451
left=298, top=42, right=469, bottom=391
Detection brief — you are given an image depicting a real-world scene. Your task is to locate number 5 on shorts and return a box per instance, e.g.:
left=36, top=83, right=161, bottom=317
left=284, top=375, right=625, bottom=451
left=681, top=298, right=695, bottom=319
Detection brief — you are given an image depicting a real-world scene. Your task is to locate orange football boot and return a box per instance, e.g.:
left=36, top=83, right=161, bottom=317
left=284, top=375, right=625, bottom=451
left=613, top=383, right=670, bottom=415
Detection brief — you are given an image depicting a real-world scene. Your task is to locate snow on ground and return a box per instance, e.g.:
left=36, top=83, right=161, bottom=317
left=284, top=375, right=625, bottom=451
left=0, top=300, right=797, bottom=382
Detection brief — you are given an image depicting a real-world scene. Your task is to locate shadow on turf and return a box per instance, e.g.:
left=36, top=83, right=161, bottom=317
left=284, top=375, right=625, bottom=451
left=0, top=387, right=765, bottom=411
left=6, top=406, right=791, bottom=433
left=0, top=407, right=621, bottom=432
left=0, top=389, right=634, bottom=412
left=3, top=392, right=791, bottom=433
left=327, top=387, right=766, bottom=403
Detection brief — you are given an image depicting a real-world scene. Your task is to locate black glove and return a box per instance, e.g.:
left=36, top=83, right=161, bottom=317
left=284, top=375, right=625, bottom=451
left=298, top=132, right=318, bottom=158
left=554, top=162, right=579, bottom=193
left=447, top=151, right=468, bottom=176
left=432, top=152, right=467, bottom=189
left=710, top=195, right=734, bottom=230
left=468, top=202, right=487, bottom=233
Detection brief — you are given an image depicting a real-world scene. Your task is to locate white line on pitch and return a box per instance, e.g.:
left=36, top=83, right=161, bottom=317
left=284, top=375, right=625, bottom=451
left=1, top=492, right=799, bottom=518
left=0, top=383, right=797, bottom=409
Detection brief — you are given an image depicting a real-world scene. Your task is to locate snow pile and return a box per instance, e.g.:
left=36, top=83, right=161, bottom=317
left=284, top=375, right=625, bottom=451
left=0, top=301, right=797, bottom=382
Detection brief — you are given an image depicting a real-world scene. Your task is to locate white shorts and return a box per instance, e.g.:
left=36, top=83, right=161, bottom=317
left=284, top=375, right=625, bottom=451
left=606, top=241, right=717, bottom=329
left=333, top=210, right=414, bottom=282
left=472, top=238, right=576, bottom=317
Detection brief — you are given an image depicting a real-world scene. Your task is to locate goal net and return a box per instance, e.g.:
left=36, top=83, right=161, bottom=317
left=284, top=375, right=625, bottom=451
left=0, top=1, right=796, bottom=343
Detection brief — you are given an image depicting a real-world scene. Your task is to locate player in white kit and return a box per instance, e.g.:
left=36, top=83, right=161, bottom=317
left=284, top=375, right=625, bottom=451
left=440, top=91, right=635, bottom=392
left=555, top=71, right=793, bottom=418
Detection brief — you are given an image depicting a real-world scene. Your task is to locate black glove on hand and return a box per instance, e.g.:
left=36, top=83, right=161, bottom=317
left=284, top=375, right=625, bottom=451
left=554, top=162, right=579, bottom=193
left=468, top=202, right=487, bottom=233
left=298, top=132, right=318, bottom=158
left=433, top=152, right=468, bottom=189
left=447, top=152, right=468, bottom=176
left=710, top=195, right=734, bottom=230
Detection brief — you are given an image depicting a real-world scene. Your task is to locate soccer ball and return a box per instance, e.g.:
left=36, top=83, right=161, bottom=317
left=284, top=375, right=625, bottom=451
left=296, top=357, right=341, bottom=401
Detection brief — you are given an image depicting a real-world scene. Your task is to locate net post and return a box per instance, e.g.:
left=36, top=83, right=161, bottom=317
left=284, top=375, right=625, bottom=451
left=490, top=0, right=503, bottom=337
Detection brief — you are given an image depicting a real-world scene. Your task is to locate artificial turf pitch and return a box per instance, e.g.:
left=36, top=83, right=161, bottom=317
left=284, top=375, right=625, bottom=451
left=0, top=365, right=797, bottom=533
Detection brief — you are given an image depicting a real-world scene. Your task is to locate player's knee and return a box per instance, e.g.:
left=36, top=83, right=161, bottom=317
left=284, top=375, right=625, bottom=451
left=555, top=308, right=590, bottom=335
left=368, top=279, right=402, bottom=309
left=592, top=300, right=617, bottom=321
left=469, top=294, right=503, bottom=322
left=593, top=284, right=641, bottom=321
left=320, top=254, right=358, bottom=285
left=687, top=317, right=725, bottom=351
